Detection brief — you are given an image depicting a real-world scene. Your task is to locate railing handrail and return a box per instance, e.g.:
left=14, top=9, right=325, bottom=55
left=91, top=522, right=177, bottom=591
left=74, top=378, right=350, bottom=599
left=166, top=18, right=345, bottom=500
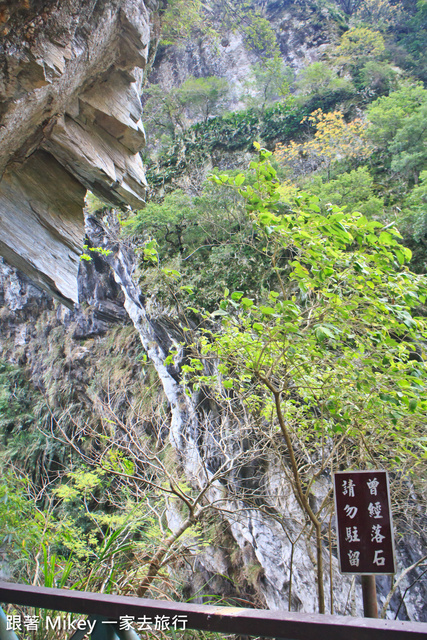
left=1, top=581, right=427, bottom=640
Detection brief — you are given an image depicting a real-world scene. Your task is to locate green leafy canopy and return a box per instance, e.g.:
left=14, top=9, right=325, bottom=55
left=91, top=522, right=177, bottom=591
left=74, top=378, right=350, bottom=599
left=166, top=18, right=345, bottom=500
left=201, top=147, right=427, bottom=475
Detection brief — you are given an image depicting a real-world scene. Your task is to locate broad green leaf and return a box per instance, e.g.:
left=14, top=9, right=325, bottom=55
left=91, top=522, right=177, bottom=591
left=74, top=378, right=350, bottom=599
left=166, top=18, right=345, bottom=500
left=259, top=306, right=276, bottom=315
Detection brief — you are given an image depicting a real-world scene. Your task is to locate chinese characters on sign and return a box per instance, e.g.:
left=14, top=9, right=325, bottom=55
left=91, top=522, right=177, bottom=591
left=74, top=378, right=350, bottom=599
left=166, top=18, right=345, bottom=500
left=334, top=470, right=395, bottom=574
left=6, top=614, right=188, bottom=633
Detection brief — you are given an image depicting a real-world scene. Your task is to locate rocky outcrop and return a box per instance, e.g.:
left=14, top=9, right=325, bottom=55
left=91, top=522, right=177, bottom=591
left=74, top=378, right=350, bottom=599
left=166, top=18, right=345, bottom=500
left=147, top=0, right=341, bottom=116
left=0, top=0, right=151, bottom=307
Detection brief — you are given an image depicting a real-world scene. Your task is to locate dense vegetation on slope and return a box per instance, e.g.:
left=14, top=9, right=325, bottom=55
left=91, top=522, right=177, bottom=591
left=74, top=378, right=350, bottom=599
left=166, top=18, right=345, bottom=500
left=1, top=0, right=427, bottom=630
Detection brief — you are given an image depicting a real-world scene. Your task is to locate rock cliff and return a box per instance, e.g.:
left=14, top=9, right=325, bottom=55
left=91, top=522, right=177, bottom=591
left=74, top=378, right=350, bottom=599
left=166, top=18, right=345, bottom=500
left=0, top=0, right=151, bottom=306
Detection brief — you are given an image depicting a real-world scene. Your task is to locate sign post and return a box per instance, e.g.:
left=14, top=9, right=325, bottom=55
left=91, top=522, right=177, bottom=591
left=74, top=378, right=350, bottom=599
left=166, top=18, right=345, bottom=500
left=334, top=470, right=396, bottom=618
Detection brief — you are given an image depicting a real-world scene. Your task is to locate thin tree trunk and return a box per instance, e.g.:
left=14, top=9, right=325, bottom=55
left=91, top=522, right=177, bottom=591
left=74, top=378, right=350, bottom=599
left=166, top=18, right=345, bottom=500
left=288, top=541, right=295, bottom=611
left=260, top=377, right=326, bottom=614
left=137, top=516, right=195, bottom=597
left=315, top=523, right=325, bottom=614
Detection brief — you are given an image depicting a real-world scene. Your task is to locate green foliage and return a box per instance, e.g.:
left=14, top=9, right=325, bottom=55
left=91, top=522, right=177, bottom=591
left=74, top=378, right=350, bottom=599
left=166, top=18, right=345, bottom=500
left=0, top=360, right=55, bottom=478
left=355, top=0, right=404, bottom=30
left=128, top=190, right=196, bottom=256
left=241, top=7, right=279, bottom=58
left=393, top=1, right=427, bottom=82
left=358, top=60, right=399, bottom=96
left=0, top=361, right=35, bottom=434
left=192, top=107, right=262, bottom=150
left=80, top=245, right=112, bottom=262
left=143, top=83, right=188, bottom=139
left=389, top=102, right=427, bottom=180
left=243, top=55, right=294, bottom=113
left=295, top=61, right=355, bottom=100
left=178, top=76, right=230, bottom=123
left=51, top=466, right=160, bottom=570
left=336, top=26, right=387, bottom=88
left=143, top=76, right=229, bottom=144
left=367, top=83, right=427, bottom=147
left=85, top=192, right=107, bottom=215
left=158, top=0, right=205, bottom=45
left=367, top=83, right=427, bottom=181
left=0, top=471, right=52, bottom=581
left=3, top=1, right=427, bottom=612
left=306, top=167, right=384, bottom=217
left=400, top=171, right=427, bottom=243
left=260, top=101, right=312, bottom=144
left=128, top=178, right=275, bottom=310
left=182, top=149, right=427, bottom=613
left=144, top=99, right=322, bottom=188
left=144, top=107, right=261, bottom=187
left=333, top=0, right=363, bottom=15
left=0, top=459, right=178, bottom=596
left=202, top=148, right=427, bottom=483
left=337, top=26, right=385, bottom=60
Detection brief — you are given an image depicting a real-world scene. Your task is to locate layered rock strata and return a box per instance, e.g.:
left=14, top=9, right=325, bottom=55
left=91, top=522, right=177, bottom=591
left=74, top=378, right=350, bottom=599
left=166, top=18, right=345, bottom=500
left=0, top=0, right=151, bottom=306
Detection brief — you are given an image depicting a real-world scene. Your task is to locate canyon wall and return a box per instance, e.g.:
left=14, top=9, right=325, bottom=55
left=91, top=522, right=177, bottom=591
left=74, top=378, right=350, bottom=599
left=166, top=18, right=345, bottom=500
left=0, top=0, right=152, bottom=306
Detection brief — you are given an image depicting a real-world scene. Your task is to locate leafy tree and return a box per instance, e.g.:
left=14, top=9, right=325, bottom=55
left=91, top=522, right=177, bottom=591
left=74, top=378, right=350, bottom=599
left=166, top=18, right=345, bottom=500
left=400, top=170, right=427, bottom=243
left=143, top=83, right=187, bottom=140
left=178, top=76, right=229, bottom=123
left=0, top=471, right=54, bottom=583
left=355, top=0, right=403, bottom=30
left=243, top=55, right=294, bottom=114
left=337, top=26, right=385, bottom=60
left=306, top=166, right=384, bottom=217
left=127, top=189, right=196, bottom=256
left=158, top=0, right=205, bottom=45
left=200, top=147, right=427, bottom=613
left=358, top=60, right=399, bottom=96
left=367, top=83, right=427, bottom=147
left=241, top=7, right=279, bottom=59
left=389, top=103, right=427, bottom=181
left=275, top=109, right=372, bottom=180
left=295, top=61, right=354, bottom=100
left=367, top=83, right=427, bottom=182
left=336, top=27, right=386, bottom=87
left=126, top=178, right=274, bottom=310
left=143, top=76, right=229, bottom=142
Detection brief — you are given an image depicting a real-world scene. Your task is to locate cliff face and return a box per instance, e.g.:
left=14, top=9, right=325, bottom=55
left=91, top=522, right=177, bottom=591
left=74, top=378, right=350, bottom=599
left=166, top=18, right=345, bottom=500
left=0, top=0, right=151, bottom=306
left=147, top=0, right=341, bottom=118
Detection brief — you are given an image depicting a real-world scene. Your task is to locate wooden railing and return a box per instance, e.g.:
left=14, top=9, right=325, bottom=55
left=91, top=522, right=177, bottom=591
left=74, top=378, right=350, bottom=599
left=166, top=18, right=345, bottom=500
left=1, top=581, right=427, bottom=640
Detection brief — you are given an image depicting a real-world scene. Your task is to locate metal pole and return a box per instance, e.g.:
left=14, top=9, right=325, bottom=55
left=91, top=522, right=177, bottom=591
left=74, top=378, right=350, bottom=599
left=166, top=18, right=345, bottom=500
left=361, top=575, right=378, bottom=618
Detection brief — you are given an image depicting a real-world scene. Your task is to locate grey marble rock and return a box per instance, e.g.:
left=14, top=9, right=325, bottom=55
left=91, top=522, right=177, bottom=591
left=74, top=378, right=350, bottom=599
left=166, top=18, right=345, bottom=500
left=0, top=0, right=151, bottom=307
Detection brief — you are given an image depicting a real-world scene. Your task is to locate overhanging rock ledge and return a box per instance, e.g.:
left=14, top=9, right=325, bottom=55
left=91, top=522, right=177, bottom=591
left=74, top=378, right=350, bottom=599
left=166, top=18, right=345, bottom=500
left=0, top=0, right=151, bottom=307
